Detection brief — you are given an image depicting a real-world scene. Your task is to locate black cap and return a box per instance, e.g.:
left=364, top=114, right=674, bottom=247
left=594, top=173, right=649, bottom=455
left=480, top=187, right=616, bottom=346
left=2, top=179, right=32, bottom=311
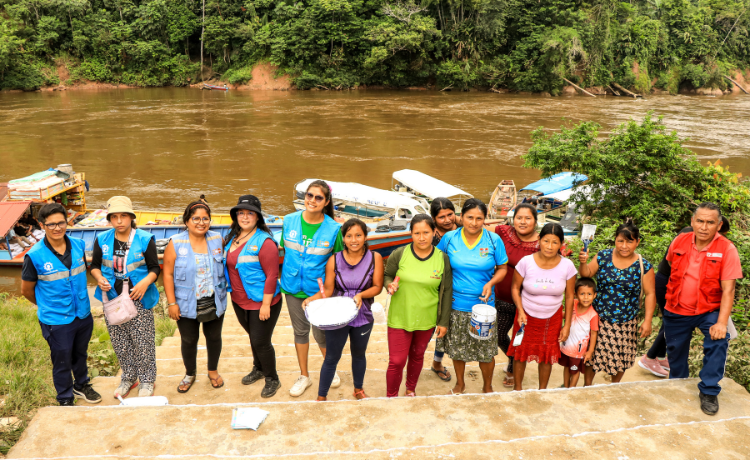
left=230, top=195, right=263, bottom=221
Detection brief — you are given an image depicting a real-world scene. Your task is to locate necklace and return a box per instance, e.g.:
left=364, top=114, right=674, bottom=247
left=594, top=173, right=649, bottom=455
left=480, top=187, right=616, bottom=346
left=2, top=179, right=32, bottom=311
left=233, top=231, right=253, bottom=246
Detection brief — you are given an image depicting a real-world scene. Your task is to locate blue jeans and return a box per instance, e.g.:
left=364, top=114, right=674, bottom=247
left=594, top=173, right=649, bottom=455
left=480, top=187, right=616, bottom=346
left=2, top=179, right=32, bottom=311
left=318, top=323, right=372, bottom=397
left=664, top=309, right=729, bottom=396
left=39, top=315, right=94, bottom=403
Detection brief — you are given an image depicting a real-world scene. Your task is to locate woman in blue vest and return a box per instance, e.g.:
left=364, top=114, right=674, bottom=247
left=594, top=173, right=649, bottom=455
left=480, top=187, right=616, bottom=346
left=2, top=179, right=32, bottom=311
left=280, top=179, right=343, bottom=397
left=223, top=195, right=282, bottom=398
left=436, top=198, right=508, bottom=395
left=91, top=196, right=161, bottom=398
left=163, top=201, right=228, bottom=393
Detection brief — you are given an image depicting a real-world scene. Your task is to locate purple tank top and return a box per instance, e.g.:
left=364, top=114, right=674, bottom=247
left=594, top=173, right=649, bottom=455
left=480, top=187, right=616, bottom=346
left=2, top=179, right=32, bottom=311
left=333, top=250, right=375, bottom=327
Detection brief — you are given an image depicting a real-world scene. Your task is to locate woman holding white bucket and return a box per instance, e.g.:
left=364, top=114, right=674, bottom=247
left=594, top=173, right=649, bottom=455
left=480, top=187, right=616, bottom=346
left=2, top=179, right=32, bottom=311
left=507, top=223, right=577, bottom=391
left=436, top=199, right=508, bottom=395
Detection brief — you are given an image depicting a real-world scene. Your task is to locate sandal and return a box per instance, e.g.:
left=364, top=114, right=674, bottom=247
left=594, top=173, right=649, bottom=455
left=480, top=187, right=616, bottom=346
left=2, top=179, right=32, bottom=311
left=405, top=390, right=416, bottom=397
left=431, top=366, right=452, bottom=382
left=353, top=389, right=369, bottom=400
left=502, top=374, right=515, bottom=388
left=208, top=373, right=224, bottom=389
left=177, top=375, right=196, bottom=393
left=449, top=388, right=464, bottom=396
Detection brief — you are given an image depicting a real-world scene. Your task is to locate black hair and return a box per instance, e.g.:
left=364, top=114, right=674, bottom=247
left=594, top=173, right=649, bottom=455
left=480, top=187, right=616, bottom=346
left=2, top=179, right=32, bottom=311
left=720, top=216, right=730, bottom=234
left=38, top=203, right=67, bottom=224
left=106, top=208, right=137, bottom=228
left=199, top=194, right=207, bottom=202
left=539, top=222, right=565, bottom=244
left=430, top=197, right=456, bottom=219
left=341, top=218, right=369, bottom=251
left=615, top=218, right=640, bottom=241
left=224, top=206, right=273, bottom=246
left=513, top=203, right=538, bottom=223
left=306, top=180, right=335, bottom=219
left=183, top=201, right=211, bottom=230
left=411, top=213, right=436, bottom=232
left=461, top=198, right=488, bottom=218
left=695, top=202, right=722, bottom=219
left=575, top=277, right=597, bottom=294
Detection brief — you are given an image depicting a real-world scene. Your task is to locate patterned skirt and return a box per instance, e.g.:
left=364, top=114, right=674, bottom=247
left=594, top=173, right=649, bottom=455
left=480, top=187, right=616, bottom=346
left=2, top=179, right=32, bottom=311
left=436, top=310, right=498, bottom=363
left=506, top=307, right=563, bottom=365
left=590, top=318, right=638, bottom=375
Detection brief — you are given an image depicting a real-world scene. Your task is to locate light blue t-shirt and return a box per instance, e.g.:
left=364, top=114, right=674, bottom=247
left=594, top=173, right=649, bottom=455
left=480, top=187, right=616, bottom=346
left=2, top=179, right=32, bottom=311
left=437, top=228, right=508, bottom=312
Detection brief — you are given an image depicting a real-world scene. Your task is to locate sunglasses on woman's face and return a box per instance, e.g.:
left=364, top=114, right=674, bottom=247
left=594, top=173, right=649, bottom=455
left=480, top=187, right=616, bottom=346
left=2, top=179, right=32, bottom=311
left=306, top=192, right=325, bottom=203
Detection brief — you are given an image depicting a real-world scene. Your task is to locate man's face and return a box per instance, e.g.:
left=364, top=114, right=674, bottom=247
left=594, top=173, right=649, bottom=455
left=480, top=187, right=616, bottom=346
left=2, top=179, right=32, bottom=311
left=691, top=208, right=721, bottom=243
left=41, top=212, right=68, bottom=242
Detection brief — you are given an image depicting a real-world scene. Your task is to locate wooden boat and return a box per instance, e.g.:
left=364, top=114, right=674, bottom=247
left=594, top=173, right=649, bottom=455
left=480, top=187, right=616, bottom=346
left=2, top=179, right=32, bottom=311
left=293, top=179, right=429, bottom=223
left=202, top=84, right=229, bottom=91
left=488, top=180, right=516, bottom=219
left=391, top=170, right=472, bottom=211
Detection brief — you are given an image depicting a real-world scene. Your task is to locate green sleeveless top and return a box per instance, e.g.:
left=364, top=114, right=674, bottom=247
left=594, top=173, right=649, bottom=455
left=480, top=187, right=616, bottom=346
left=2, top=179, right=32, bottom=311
left=388, top=245, right=445, bottom=331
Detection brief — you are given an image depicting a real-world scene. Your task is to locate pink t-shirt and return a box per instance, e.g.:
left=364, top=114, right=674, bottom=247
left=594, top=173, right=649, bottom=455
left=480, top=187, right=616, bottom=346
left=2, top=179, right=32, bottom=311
left=560, top=300, right=599, bottom=359
left=516, top=254, right=578, bottom=319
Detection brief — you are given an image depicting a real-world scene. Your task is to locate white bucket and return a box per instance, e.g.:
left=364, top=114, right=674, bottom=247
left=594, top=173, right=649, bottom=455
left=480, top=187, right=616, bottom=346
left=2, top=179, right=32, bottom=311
left=469, top=304, right=497, bottom=340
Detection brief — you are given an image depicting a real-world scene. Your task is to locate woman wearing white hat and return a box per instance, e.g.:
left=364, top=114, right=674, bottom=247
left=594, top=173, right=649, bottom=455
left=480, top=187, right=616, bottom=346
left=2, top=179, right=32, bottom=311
left=91, top=196, right=161, bottom=398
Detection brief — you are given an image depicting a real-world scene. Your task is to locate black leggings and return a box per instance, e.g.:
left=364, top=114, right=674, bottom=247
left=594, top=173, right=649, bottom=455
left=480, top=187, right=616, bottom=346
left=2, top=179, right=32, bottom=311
left=496, top=299, right=516, bottom=374
left=319, top=323, right=372, bottom=397
left=233, top=299, right=282, bottom=380
left=177, top=312, right=225, bottom=376
left=647, top=273, right=669, bottom=360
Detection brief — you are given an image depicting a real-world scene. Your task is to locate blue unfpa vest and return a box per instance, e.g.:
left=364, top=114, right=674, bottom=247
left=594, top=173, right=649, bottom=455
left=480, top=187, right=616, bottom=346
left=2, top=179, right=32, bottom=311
left=172, top=230, right=228, bottom=318
left=224, top=229, right=281, bottom=302
left=279, top=211, right=341, bottom=297
left=26, top=237, right=91, bottom=325
left=94, top=228, right=160, bottom=310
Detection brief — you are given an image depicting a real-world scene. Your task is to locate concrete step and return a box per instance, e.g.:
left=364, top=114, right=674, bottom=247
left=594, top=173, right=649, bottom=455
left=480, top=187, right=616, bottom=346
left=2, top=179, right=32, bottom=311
left=9, top=379, right=750, bottom=459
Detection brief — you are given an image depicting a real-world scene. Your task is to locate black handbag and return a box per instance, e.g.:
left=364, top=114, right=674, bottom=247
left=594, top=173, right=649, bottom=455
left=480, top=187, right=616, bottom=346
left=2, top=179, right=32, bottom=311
left=195, top=296, right=218, bottom=323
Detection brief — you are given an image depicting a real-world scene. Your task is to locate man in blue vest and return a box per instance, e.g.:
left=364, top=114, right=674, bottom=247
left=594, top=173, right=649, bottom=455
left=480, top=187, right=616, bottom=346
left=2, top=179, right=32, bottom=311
left=21, top=203, right=102, bottom=406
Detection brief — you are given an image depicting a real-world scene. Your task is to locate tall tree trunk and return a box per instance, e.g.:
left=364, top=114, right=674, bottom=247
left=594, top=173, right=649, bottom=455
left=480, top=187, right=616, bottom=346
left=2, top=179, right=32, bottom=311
left=200, top=0, right=205, bottom=81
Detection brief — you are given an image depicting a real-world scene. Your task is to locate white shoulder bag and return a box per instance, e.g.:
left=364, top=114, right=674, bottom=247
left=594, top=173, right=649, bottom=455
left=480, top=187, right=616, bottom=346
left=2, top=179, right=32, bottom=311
left=102, top=230, right=139, bottom=326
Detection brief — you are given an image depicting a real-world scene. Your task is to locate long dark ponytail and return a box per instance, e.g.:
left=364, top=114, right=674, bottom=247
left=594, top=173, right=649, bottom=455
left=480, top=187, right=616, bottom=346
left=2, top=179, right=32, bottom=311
left=307, top=180, right=335, bottom=219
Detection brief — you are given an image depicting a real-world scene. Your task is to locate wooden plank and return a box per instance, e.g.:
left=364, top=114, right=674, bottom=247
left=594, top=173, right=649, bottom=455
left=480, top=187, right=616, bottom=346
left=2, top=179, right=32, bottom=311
left=724, top=75, right=749, bottom=94
left=613, top=82, right=641, bottom=98
left=563, top=78, right=596, bottom=97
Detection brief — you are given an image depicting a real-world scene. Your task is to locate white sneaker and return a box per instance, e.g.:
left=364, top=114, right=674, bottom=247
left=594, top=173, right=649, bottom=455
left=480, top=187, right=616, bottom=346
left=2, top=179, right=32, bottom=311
left=331, top=372, right=341, bottom=388
left=138, top=383, right=155, bottom=397
left=114, top=380, right=138, bottom=399
left=289, top=375, right=312, bottom=397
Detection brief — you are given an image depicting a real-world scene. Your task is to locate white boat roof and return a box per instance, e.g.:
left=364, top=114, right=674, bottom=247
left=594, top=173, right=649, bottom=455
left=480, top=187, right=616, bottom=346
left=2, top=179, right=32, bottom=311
left=392, top=170, right=473, bottom=200
left=296, top=179, right=426, bottom=210
left=542, top=185, right=592, bottom=202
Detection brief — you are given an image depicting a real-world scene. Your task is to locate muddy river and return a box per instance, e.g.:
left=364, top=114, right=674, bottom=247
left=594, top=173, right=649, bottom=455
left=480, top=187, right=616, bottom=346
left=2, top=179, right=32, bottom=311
left=2, top=89, right=750, bottom=292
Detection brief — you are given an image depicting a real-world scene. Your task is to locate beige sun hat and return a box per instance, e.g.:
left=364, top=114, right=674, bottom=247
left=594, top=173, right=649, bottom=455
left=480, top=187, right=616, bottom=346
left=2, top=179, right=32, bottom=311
left=106, top=196, right=136, bottom=220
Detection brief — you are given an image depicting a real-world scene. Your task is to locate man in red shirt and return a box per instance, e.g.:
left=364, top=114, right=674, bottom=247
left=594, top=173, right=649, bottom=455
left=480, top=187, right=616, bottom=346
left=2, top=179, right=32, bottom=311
left=664, top=202, right=743, bottom=416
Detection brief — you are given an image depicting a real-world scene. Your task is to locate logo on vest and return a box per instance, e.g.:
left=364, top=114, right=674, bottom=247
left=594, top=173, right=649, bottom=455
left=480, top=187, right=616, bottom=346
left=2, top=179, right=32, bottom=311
left=212, top=248, right=222, bottom=256
left=43, top=262, right=54, bottom=271
left=707, top=252, right=723, bottom=258
left=289, top=230, right=298, bottom=239
left=179, top=247, right=189, bottom=256
left=251, top=246, right=258, bottom=252
left=322, top=241, right=330, bottom=248
left=102, top=244, right=109, bottom=255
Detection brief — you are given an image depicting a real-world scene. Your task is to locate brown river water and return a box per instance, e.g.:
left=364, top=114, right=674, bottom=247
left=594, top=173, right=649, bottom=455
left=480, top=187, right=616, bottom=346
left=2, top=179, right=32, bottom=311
left=2, top=88, right=750, bottom=292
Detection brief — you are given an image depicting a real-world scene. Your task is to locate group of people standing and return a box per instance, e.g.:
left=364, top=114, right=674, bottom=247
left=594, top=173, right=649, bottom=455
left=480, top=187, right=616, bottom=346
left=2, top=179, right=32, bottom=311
left=21, top=180, right=741, bottom=416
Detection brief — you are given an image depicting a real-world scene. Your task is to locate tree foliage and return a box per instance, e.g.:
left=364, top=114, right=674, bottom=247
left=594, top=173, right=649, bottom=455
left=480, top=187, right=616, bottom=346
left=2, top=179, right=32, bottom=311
left=1, top=0, right=749, bottom=90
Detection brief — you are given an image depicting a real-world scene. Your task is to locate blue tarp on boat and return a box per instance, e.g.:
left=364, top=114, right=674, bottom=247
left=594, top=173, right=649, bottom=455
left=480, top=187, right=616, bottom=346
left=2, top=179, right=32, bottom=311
left=519, top=172, right=588, bottom=196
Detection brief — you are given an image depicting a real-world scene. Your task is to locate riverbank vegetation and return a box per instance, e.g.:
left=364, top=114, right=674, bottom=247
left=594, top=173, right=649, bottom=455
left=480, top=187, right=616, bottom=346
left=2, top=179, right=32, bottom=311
left=527, top=112, right=750, bottom=391
left=0, top=293, right=176, bottom=454
left=1, top=0, right=749, bottom=91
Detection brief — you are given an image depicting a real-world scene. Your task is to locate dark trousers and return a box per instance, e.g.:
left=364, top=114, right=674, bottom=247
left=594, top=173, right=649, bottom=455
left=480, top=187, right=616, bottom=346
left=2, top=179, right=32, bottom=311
left=39, top=315, right=94, bottom=403
left=233, top=299, right=282, bottom=380
left=664, top=309, right=729, bottom=396
left=176, top=313, right=225, bottom=376
left=319, top=323, right=373, bottom=397
left=646, top=273, right=669, bottom=359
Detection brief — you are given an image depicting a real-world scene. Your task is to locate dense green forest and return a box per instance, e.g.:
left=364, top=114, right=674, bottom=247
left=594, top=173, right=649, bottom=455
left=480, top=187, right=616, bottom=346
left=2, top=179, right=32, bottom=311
left=0, top=0, right=748, bottom=92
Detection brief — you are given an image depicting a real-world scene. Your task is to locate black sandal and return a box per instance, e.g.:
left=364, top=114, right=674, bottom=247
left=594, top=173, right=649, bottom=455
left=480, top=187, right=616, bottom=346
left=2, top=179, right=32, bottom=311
left=177, top=375, right=196, bottom=393
left=431, top=366, right=452, bottom=382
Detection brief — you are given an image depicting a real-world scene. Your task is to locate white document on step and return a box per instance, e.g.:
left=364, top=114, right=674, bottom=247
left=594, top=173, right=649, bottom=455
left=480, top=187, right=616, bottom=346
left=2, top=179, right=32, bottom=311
left=232, top=407, right=270, bottom=430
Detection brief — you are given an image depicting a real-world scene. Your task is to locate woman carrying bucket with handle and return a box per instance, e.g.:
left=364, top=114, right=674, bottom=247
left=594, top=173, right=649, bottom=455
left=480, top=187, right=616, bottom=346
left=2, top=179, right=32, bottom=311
left=507, top=223, right=577, bottom=391
left=436, top=199, right=508, bottom=395
left=302, top=218, right=384, bottom=401
left=384, top=214, right=452, bottom=397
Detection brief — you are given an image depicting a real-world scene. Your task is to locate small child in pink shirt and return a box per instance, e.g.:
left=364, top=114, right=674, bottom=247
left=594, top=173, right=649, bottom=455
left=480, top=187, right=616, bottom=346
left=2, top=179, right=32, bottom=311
left=559, top=278, right=599, bottom=388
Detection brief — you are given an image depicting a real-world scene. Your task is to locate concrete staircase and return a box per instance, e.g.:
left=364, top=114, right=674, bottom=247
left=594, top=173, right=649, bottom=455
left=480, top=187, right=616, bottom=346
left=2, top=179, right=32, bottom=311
left=8, top=293, right=750, bottom=459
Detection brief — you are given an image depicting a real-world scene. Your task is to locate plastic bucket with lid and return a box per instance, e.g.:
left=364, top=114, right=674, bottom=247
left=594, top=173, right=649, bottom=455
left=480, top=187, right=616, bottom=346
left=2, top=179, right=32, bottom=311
left=469, top=304, right=497, bottom=340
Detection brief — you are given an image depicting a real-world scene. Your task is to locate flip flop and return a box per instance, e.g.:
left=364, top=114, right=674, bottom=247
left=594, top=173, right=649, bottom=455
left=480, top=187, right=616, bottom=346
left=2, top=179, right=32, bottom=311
left=208, top=373, right=224, bottom=389
left=431, top=366, right=452, bottom=382
left=502, top=374, right=515, bottom=388
left=177, top=375, right=196, bottom=393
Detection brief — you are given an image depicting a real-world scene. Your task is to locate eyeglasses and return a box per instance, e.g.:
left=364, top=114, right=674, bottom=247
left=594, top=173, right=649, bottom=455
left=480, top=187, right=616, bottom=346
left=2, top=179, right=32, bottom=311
left=306, top=192, right=325, bottom=203
left=236, top=211, right=256, bottom=218
left=191, top=217, right=211, bottom=224
left=43, top=221, right=67, bottom=229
